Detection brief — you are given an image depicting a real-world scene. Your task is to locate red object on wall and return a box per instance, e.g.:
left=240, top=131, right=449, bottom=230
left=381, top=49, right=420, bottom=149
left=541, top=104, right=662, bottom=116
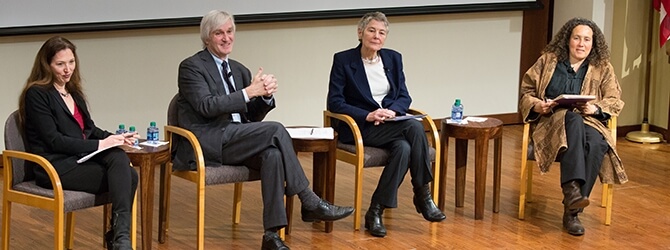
left=654, top=0, right=670, bottom=47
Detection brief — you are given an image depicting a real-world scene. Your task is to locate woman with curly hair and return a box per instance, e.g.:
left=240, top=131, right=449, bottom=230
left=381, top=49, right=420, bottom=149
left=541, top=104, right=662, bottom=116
left=519, top=17, right=627, bottom=236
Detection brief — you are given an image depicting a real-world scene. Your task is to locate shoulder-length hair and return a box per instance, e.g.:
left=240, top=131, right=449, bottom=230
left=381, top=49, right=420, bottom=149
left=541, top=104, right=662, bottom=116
left=543, top=17, right=610, bottom=67
left=19, top=36, right=85, bottom=124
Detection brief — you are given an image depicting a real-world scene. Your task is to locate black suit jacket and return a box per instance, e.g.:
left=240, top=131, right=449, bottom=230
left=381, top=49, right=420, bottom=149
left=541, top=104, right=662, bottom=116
left=174, top=49, right=275, bottom=169
left=326, top=44, right=412, bottom=143
left=24, top=84, right=112, bottom=181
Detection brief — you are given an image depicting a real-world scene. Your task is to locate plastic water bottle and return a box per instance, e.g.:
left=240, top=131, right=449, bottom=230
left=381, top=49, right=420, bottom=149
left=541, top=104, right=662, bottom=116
left=128, top=126, right=139, bottom=147
left=147, top=121, right=159, bottom=144
left=115, top=124, right=127, bottom=134
left=451, top=99, right=464, bottom=123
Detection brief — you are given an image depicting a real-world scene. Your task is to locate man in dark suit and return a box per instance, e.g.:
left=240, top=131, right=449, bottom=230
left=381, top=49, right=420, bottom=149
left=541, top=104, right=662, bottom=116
left=174, top=10, right=353, bottom=249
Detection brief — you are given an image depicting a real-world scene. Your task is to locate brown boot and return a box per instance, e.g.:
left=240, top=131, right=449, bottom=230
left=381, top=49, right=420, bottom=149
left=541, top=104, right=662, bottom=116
left=561, top=180, right=590, bottom=209
left=563, top=208, right=585, bottom=236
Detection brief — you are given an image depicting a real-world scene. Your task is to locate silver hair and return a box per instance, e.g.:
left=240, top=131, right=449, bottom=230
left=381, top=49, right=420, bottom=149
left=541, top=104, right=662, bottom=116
left=200, top=10, right=236, bottom=48
left=357, top=11, right=389, bottom=41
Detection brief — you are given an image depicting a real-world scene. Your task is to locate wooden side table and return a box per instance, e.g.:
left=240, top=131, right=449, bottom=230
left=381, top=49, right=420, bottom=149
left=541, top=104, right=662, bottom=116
left=285, top=132, right=337, bottom=234
left=439, top=118, right=503, bottom=219
left=122, top=142, right=170, bottom=250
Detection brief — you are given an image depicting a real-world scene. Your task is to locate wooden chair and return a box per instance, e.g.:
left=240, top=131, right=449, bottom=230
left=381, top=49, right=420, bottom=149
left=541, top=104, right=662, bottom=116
left=518, top=116, right=617, bottom=225
left=2, top=110, right=137, bottom=249
left=158, top=94, right=289, bottom=249
left=323, top=109, right=440, bottom=231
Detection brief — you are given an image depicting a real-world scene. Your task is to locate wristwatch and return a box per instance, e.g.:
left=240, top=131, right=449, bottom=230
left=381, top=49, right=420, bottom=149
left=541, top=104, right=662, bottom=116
left=593, top=106, right=602, bottom=116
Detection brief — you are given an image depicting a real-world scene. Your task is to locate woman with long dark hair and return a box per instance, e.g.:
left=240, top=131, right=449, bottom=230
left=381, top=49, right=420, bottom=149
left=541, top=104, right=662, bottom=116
left=19, top=36, right=138, bottom=249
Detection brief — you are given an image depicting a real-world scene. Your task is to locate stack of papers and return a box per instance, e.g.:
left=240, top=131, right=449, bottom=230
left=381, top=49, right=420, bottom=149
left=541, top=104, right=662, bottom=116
left=446, top=119, right=468, bottom=125
left=384, top=114, right=427, bottom=121
left=445, top=116, right=488, bottom=125
left=77, top=145, right=118, bottom=163
left=464, top=117, right=488, bottom=122
left=285, top=127, right=334, bottom=140
left=140, top=141, right=169, bottom=147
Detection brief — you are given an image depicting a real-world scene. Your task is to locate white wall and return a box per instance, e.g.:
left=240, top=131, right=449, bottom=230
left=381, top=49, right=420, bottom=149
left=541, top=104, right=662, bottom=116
left=610, top=0, right=649, bottom=127
left=0, top=11, right=523, bottom=150
left=553, top=0, right=614, bottom=44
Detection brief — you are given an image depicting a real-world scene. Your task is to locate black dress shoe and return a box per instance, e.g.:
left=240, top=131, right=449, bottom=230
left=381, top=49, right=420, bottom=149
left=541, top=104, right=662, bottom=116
left=105, top=230, right=114, bottom=249
left=561, top=180, right=590, bottom=210
left=563, top=209, right=585, bottom=236
left=301, top=199, right=354, bottom=222
left=364, top=203, right=386, bottom=237
left=262, top=232, right=290, bottom=250
left=413, top=185, right=446, bottom=222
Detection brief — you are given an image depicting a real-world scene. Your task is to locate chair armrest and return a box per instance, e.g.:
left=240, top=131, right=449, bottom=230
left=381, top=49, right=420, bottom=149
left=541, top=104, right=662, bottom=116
left=608, top=116, right=617, bottom=143
left=164, top=125, right=206, bottom=175
left=407, top=108, right=440, bottom=152
left=2, top=150, right=64, bottom=200
left=406, top=108, right=427, bottom=116
left=521, top=123, right=531, bottom=160
left=323, top=110, right=364, bottom=154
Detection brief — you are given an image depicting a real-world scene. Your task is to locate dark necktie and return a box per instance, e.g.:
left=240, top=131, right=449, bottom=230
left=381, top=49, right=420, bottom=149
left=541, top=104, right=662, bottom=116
left=221, top=60, right=248, bottom=123
left=221, top=61, right=236, bottom=93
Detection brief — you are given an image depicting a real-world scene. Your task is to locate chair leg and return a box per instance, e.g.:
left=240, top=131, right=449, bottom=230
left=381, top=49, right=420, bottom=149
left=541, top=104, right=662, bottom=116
left=518, top=157, right=528, bottom=219
left=103, top=204, right=111, bottom=248
left=284, top=195, right=294, bottom=236
left=65, top=212, right=75, bottom=249
left=158, top=164, right=172, bottom=243
left=278, top=227, right=286, bottom=240
left=279, top=195, right=292, bottom=240
left=2, top=200, right=12, bottom=250
left=526, top=163, right=533, bottom=202
left=131, top=191, right=138, bottom=249
left=232, top=183, right=243, bottom=224
left=353, top=166, right=364, bottom=231
left=431, top=161, right=440, bottom=204
left=519, top=124, right=530, bottom=220
left=604, top=183, right=613, bottom=225
left=601, top=183, right=609, bottom=208
left=54, top=208, right=65, bottom=250
left=197, top=182, right=206, bottom=250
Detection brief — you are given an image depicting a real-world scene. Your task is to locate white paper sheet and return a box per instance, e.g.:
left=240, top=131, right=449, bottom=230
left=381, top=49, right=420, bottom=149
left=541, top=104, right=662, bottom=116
left=285, top=127, right=334, bottom=140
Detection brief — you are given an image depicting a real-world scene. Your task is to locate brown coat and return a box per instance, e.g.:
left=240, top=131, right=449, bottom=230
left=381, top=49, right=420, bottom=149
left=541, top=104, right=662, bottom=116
left=519, top=53, right=627, bottom=184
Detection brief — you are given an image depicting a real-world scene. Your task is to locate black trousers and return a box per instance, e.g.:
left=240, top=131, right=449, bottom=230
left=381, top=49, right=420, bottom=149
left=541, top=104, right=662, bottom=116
left=560, top=111, right=609, bottom=198
left=361, top=119, right=433, bottom=208
left=58, top=148, right=138, bottom=219
left=220, top=121, right=310, bottom=230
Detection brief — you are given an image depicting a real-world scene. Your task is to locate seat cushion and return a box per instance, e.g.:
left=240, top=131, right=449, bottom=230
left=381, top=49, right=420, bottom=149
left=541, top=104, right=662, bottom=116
left=13, top=181, right=110, bottom=212
left=203, top=165, right=261, bottom=185
left=337, top=142, right=436, bottom=168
